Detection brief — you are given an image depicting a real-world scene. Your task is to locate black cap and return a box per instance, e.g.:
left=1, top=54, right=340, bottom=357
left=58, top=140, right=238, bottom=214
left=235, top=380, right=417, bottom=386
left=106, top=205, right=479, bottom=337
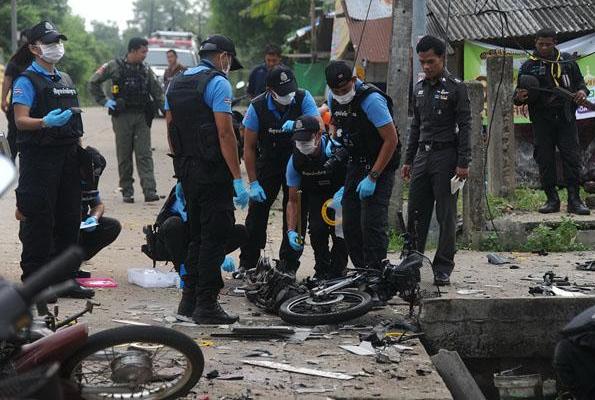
left=325, top=60, right=354, bottom=89
left=293, top=115, right=320, bottom=141
left=266, top=66, right=298, bottom=96
left=199, top=34, right=243, bottom=71
left=28, top=21, right=67, bottom=44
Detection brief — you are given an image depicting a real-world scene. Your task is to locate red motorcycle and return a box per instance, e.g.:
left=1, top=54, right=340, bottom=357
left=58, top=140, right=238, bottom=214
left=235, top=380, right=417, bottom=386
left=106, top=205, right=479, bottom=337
left=0, top=247, right=205, bottom=400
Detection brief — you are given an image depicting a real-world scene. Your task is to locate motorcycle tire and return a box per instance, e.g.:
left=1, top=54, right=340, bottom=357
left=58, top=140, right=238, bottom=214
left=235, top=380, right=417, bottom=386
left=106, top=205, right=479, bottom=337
left=279, top=288, right=373, bottom=326
left=60, top=325, right=204, bottom=400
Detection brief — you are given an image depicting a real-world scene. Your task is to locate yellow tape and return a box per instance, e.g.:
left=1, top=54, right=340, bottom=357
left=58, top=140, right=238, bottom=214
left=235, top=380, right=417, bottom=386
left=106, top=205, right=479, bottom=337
left=321, top=199, right=337, bottom=226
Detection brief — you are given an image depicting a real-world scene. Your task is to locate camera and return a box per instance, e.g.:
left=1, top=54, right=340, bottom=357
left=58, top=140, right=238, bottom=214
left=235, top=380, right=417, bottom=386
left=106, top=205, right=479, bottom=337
left=324, top=146, right=349, bottom=171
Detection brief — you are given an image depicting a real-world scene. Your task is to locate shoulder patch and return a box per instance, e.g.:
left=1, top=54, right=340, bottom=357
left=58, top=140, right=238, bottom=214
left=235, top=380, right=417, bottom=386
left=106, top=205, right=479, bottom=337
left=95, top=63, right=108, bottom=75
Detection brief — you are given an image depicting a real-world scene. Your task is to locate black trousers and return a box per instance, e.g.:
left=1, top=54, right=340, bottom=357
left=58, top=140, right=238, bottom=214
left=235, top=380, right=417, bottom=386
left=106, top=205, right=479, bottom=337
left=407, top=147, right=458, bottom=275
left=239, top=170, right=302, bottom=271
left=181, top=175, right=235, bottom=292
left=17, top=144, right=81, bottom=281
left=306, top=191, right=348, bottom=277
left=79, top=216, right=122, bottom=261
left=342, top=163, right=394, bottom=269
left=532, top=111, right=581, bottom=189
left=157, top=215, right=247, bottom=268
left=553, top=336, right=595, bottom=400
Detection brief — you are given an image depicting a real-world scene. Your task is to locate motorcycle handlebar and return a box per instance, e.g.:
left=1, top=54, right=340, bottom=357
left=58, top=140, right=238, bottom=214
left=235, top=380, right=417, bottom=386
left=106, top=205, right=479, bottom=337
left=18, top=246, right=84, bottom=304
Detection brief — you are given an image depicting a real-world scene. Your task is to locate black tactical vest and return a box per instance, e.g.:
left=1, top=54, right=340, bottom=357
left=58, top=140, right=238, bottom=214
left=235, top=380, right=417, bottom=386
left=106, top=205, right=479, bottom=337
left=292, top=141, right=345, bottom=195
left=114, top=59, right=150, bottom=110
left=16, top=70, right=83, bottom=148
left=251, top=90, right=305, bottom=171
left=166, top=67, right=231, bottom=183
left=330, top=83, right=400, bottom=170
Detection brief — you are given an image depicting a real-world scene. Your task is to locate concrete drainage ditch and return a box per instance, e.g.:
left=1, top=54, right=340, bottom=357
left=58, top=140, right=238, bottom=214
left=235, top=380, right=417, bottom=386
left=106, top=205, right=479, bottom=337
left=418, top=297, right=595, bottom=399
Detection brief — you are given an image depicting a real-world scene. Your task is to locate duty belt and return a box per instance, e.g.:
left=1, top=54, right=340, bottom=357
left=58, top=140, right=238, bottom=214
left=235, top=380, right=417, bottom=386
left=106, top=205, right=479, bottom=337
left=419, top=141, right=457, bottom=152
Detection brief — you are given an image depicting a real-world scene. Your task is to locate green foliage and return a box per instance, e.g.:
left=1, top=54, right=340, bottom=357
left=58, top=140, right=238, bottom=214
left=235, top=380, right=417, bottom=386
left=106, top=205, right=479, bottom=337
left=388, top=230, right=405, bottom=253
left=210, top=0, right=310, bottom=66
left=486, top=187, right=571, bottom=219
left=129, top=0, right=208, bottom=37
left=478, top=232, right=505, bottom=252
left=523, top=217, right=587, bottom=253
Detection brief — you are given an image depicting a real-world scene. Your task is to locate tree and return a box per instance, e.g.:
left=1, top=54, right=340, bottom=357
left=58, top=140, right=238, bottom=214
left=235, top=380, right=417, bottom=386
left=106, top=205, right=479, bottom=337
left=128, top=0, right=204, bottom=36
left=91, top=21, right=125, bottom=58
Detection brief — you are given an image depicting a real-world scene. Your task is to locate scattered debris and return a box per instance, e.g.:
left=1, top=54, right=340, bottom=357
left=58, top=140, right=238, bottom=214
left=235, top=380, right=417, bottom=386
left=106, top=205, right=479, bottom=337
left=216, top=374, right=244, bottom=381
left=509, top=265, right=520, bottom=269
left=376, top=347, right=401, bottom=364
left=576, top=260, right=595, bottom=271
left=339, top=341, right=376, bottom=356
left=294, top=386, right=335, bottom=394
left=206, top=369, right=219, bottom=380
left=244, top=349, right=273, bottom=358
left=242, top=360, right=354, bottom=380
left=456, top=289, right=485, bottom=295
left=111, top=319, right=150, bottom=326
left=416, top=368, right=433, bottom=376
left=487, top=253, right=510, bottom=265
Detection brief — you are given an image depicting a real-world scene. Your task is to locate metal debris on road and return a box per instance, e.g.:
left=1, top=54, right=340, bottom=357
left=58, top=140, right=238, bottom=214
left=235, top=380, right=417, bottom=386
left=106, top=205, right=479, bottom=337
left=206, top=370, right=219, bottom=379
left=241, top=360, right=354, bottom=380
left=456, top=289, right=485, bottom=295
left=339, top=341, right=376, bottom=356
left=487, top=253, right=511, bottom=265
left=111, top=319, right=150, bottom=326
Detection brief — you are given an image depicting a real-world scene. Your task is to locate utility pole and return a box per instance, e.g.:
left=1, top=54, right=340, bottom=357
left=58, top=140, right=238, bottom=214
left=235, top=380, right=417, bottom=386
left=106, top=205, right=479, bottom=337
left=310, top=0, right=317, bottom=63
left=11, top=0, right=18, bottom=53
left=386, top=0, right=413, bottom=229
left=148, top=0, right=155, bottom=36
left=411, top=0, right=427, bottom=82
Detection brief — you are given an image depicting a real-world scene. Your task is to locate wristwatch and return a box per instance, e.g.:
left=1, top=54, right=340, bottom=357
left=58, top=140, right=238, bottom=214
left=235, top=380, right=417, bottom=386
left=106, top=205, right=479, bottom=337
left=369, top=171, right=380, bottom=180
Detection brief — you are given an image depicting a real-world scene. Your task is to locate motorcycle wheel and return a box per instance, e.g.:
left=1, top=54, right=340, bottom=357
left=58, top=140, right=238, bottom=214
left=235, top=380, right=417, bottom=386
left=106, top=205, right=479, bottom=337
left=61, top=325, right=204, bottom=400
left=279, top=288, right=373, bottom=326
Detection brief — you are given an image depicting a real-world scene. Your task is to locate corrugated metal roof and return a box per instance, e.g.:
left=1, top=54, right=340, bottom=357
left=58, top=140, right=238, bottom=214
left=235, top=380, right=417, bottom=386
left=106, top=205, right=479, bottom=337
left=344, top=0, right=393, bottom=20
left=345, top=16, right=393, bottom=62
left=428, top=0, right=595, bottom=41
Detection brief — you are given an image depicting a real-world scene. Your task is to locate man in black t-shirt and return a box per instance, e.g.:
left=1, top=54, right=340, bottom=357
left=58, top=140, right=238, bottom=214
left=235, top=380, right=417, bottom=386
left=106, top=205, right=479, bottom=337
left=1, top=60, right=27, bottom=160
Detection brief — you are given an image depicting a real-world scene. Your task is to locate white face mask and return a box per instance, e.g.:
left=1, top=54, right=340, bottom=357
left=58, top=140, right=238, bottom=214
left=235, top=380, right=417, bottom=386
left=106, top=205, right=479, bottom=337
left=332, top=87, right=356, bottom=105
left=272, top=91, right=295, bottom=106
left=220, top=53, right=231, bottom=75
left=296, top=139, right=318, bottom=155
left=39, top=42, right=65, bottom=64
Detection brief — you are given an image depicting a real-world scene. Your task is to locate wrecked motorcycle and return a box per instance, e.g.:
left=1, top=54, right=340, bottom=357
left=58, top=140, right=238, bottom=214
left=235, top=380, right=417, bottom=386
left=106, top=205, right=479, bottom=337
left=278, top=212, right=430, bottom=326
left=0, top=247, right=205, bottom=400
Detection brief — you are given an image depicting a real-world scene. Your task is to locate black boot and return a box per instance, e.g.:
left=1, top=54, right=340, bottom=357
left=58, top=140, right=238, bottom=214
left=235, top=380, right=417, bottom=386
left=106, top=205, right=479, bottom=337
left=192, top=289, right=239, bottom=325
left=176, top=286, right=196, bottom=321
left=539, top=187, right=560, bottom=214
left=567, top=186, right=590, bottom=215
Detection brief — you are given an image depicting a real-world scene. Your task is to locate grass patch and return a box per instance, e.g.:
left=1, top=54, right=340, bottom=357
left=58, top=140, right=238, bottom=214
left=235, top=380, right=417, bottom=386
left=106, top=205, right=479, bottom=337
left=523, top=217, right=587, bottom=252
left=486, top=187, right=576, bottom=219
left=388, top=230, right=405, bottom=253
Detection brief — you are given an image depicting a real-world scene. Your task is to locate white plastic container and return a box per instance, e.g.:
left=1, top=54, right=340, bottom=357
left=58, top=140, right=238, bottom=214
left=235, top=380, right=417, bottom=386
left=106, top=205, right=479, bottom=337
left=127, top=268, right=180, bottom=288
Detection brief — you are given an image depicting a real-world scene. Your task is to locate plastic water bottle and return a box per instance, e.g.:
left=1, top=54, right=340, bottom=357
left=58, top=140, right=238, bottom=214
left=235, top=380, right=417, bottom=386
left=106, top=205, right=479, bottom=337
left=335, top=206, right=344, bottom=239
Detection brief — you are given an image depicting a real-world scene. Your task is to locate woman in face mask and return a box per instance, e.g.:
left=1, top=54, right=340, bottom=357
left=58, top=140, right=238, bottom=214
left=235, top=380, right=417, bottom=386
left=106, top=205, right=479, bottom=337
left=11, top=21, right=91, bottom=298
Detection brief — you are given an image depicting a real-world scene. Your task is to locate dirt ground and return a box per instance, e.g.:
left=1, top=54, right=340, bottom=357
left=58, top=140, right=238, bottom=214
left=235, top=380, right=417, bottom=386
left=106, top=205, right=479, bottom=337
left=2, top=107, right=595, bottom=399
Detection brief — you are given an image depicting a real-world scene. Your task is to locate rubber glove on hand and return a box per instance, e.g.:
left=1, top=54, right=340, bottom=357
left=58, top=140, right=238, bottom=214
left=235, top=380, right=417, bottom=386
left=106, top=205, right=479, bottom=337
left=332, top=186, right=344, bottom=209
left=281, top=120, right=295, bottom=133
left=249, top=180, right=267, bottom=203
left=105, top=99, right=117, bottom=110
left=325, top=137, right=342, bottom=158
left=288, top=230, right=304, bottom=252
left=42, top=108, right=73, bottom=128
left=233, top=178, right=249, bottom=209
left=220, top=256, right=236, bottom=272
left=82, top=216, right=98, bottom=232
left=356, top=176, right=377, bottom=200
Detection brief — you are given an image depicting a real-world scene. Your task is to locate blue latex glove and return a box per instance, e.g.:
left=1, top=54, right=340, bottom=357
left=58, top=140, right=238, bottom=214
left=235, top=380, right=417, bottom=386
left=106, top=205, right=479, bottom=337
left=220, top=256, right=236, bottom=272
left=105, top=99, right=117, bottom=110
left=281, top=120, right=295, bottom=133
left=325, top=137, right=342, bottom=158
left=288, top=230, right=304, bottom=252
left=82, top=216, right=98, bottom=232
left=332, top=186, right=344, bottom=209
left=42, top=108, right=73, bottom=128
left=233, top=178, right=249, bottom=209
left=249, top=180, right=267, bottom=203
left=356, top=176, right=377, bottom=200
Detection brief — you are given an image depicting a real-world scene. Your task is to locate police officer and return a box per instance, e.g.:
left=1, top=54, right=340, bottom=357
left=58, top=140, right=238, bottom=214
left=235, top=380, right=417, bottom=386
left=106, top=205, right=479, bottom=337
left=89, top=37, right=164, bottom=203
left=11, top=21, right=88, bottom=297
left=325, top=60, right=399, bottom=271
left=247, top=44, right=283, bottom=99
left=78, top=146, right=122, bottom=269
left=165, top=34, right=249, bottom=324
left=285, top=115, right=348, bottom=280
left=401, top=35, right=471, bottom=286
left=239, top=65, right=322, bottom=275
left=514, top=28, right=590, bottom=215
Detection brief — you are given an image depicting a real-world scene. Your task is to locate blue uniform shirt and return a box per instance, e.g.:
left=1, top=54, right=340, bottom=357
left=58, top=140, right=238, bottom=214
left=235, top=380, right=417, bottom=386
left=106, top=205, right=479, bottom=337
left=169, top=182, right=188, bottom=222
left=164, top=59, right=233, bottom=114
left=286, top=136, right=328, bottom=188
left=327, top=79, right=393, bottom=128
left=12, top=61, right=63, bottom=107
left=243, top=90, right=320, bottom=133
left=247, top=63, right=268, bottom=97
